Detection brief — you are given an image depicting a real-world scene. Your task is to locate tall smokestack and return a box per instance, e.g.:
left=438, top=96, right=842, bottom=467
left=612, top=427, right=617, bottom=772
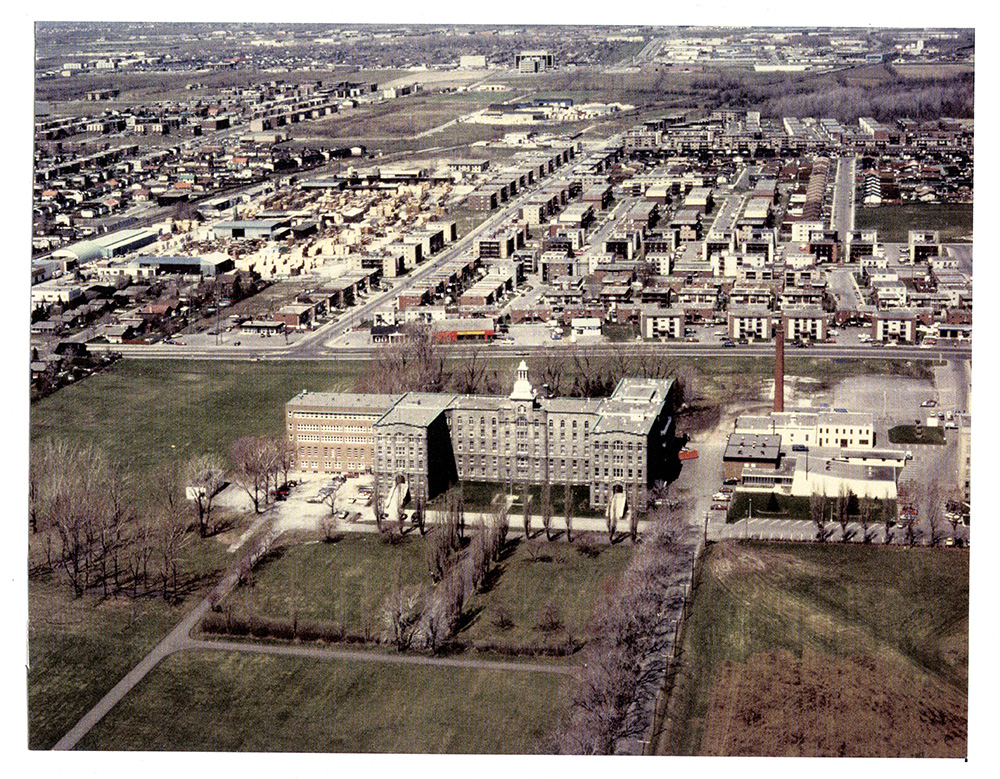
left=774, top=322, right=784, bottom=412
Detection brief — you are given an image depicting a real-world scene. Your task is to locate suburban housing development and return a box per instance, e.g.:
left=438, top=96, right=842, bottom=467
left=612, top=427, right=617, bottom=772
left=29, top=22, right=973, bottom=761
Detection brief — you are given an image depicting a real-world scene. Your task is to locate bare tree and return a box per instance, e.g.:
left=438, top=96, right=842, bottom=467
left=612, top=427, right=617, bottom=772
left=521, top=482, right=531, bottom=539
left=184, top=453, right=226, bottom=537
left=372, top=478, right=384, bottom=532
left=564, top=478, right=574, bottom=541
left=355, top=323, right=445, bottom=394
left=382, top=579, right=425, bottom=651
left=921, top=482, right=945, bottom=547
left=944, top=486, right=964, bottom=539
left=541, top=482, right=553, bottom=541
left=858, top=495, right=877, bottom=544
left=229, top=436, right=271, bottom=514
left=881, top=498, right=895, bottom=545
left=155, top=502, right=189, bottom=602
left=536, top=600, right=564, bottom=632
left=810, top=490, right=828, bottom=543
left=897, top=479, right=919, bottom=547
left=629, top=484, right=643, bottom=543
left=835, top=485, right=853, bottom=543
left=275, top=437, right=294, bottom=487
left=413, top=493, right=427, bottom=536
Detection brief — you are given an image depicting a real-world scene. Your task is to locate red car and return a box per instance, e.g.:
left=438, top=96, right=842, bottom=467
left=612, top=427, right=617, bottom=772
left=711, top=503, right=729, bottom=511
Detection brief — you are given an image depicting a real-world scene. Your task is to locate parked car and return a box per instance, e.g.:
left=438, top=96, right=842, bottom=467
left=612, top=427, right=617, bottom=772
left=723, top=478, right=740, bottom=486
left=712, top=492, right=731, bottom=501
left=711, top=503, right=729, bottom=511
left=792, top=444, right=809, bottom=452
left=720, top=486, right=734, bottom=494
left=920, top=399, right=937, bottom=407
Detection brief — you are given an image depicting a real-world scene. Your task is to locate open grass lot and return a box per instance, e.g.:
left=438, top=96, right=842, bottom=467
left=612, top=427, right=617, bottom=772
left=458, top=538, right=632, bottom=647
left=76, top=649, right=569, bottom=752
left=218, top=534, right=431, bottom=636
left=856, top=203, right=973, bottom=243
left=211, top=530, right=626, bottom=650
left=430, top=480, right=600, bottom=519
left=292, top=92, right=514, bottom=141
left=656, top=540, right=968, bottom=757
left=30, top=358, right=366, bottom=479
left=29, top=580, right=190, bottom=750
left=28, top=534, right=233, bottom=749
left=889, top=424, right=947, bottom=445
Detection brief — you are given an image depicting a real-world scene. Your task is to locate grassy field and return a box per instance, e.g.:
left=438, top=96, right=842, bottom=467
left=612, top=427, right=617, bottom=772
left=218, top=534, right=431, bottom=637
left=29, top=354, right=936, bottom=482
left=888, top=424, right=947, bottom=445
left=855, top=203, right=973, bottom=243
left=28, top=580, right=181, bottom=750
left=28, top=528, right=233, bottom=750
left=76, top=649, right=570, bottom=752
left=458, top=538, right=632, bottom=646
left=429, top=481, right=600, bottom=518
left=30, top=358, right=367, bottom=478
left=656, top=541, right=968, bottom=757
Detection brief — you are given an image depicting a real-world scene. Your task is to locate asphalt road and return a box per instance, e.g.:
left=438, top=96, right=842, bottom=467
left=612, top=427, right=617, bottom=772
left=94, top=337, right=973, bottom=365
left=830, top=155, right=856, bottom=241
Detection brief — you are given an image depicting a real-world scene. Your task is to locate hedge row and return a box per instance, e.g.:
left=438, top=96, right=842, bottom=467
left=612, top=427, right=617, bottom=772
left=200, top=613, right=369, bottom=645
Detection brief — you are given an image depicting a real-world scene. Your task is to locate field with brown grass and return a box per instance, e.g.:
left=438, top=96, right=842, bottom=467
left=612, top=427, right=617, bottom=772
left=655, top=541, right=968, bottom=758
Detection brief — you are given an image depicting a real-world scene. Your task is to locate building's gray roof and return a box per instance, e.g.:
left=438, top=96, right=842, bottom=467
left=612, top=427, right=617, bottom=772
left=287, top=392, right=402, bottom=413
left=376, top=393, right=456, bottom=428
left=724, top=433, right=782, bottom=461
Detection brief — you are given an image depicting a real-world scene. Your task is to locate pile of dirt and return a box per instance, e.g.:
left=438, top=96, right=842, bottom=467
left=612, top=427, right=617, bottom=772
left=700, top=648, right=967, bottom=758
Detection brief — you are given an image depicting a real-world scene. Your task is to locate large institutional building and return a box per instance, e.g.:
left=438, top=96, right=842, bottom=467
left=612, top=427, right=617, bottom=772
left=285, top=362, right=678, bottom=508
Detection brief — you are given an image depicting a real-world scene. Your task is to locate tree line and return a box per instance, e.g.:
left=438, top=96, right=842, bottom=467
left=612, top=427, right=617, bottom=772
left=29, top=433, right=293, bottom=603
left=353, top=323, right=695, bottom=403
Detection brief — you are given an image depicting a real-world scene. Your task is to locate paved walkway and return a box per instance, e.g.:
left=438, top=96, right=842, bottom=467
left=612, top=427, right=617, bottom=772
left=51, top=537, right=573, bottom=751
left=185, top=638, right=574, bottom=675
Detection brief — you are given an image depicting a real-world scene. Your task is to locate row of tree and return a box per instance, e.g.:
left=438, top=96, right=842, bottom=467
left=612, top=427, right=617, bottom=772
left=808, top=480, right=961, bottom=546
left=28, top=440, right=224, bottom=601
left=547, top=506, right=694, bottom=754
left=381, top=490, right=512, bottom=654
left=351, top=324, right=695, bottom=405
left=29, top=435, right=297, bottom=602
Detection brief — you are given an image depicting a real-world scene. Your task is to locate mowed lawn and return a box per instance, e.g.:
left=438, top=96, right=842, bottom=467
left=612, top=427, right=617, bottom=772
left=459, top=538, right=632, bottom=646
left=29, top=358, right=367, bottom=477
left=28, top=579, right=190, bottom=750
left=76, top=649, right=570, bottom=753
left=29, top=538, right=233, bottom=750
left=658, top=541, right=969, bottom=757
left=855, top=202, right=973, bottom=243
left=220, top=534, right=432, bottom=636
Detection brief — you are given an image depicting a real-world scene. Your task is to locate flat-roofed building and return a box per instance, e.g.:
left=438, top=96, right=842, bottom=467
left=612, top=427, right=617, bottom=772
left=723, top=433, right=782, bottom=480
left=286, top=363, right=677, bottom=508
left=728, top=305, right=774, bottom=341
left=640, top=305, right=684, bottom=340
left=515, top=50, right=554, bottom=73
left=285, top=392, right=402, bottom=474
left=874, top=309, right=917, bottom=343
left=782, top=306, right=828, bottom=342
